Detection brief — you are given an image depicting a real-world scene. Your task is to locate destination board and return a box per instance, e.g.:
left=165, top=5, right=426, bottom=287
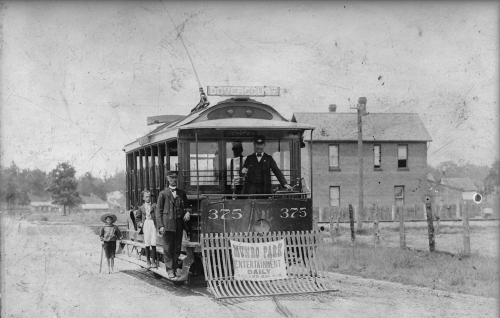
left=207, top=86, right=280, bottom=96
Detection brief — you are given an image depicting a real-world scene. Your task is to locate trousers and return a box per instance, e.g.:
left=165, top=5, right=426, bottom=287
left=161, top=218, right=184, bottom=273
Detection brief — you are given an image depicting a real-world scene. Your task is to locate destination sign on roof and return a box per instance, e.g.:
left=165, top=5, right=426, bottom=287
left=207, top=86, right=280, bottom=97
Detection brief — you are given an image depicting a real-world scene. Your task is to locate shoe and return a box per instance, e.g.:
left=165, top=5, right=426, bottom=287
left=146, top=261, right=151, bottom=269
left=166, top=270, right=175, bottom=279
left=151, top=261, right=158, bottom=269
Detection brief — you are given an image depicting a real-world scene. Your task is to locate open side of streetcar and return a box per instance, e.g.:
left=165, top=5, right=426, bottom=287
left=116, top=96, right=337, bottom=298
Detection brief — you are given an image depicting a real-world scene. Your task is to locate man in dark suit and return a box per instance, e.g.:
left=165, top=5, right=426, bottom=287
left=156, top=171, right=190, bottom=278
left=241, top=135, right=292, bottom=195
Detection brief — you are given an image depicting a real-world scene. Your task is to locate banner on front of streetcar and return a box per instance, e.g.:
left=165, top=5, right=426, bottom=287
left=230, top=239, right=287, bottom=281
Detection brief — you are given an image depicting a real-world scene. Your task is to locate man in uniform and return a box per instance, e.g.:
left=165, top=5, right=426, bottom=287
left=241, top=135, right=292, bottom=195
left=156, top=171, right=190, bottom=279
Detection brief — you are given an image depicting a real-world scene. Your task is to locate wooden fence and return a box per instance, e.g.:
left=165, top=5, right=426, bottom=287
left=315, top=202, right=486, bottom=223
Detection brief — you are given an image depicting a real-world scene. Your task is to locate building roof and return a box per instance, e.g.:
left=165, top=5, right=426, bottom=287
left=441, top=178, right=477, bottom=191
left=292, top=112, right=432, bottom=142
left=82, top=204, right=109, bottom=210
left=31, top=201, right=55, bottom=207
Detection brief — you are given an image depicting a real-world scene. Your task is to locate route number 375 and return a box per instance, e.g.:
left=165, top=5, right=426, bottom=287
left=280, top=207, right=307, bottom=218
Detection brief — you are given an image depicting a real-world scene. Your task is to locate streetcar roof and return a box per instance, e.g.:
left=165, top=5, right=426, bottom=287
left=124, top=97, right=315, bottom=152
left=178, top=118, right=315, bottom=131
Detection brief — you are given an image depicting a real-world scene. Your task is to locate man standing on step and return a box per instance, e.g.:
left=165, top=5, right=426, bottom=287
left=156, top=171, right=190, bottom=279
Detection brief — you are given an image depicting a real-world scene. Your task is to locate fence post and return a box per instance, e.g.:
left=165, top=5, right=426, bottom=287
left=399, top=206, right=406, bottom=249
left=336, top=208, right=341, bottom=236
left=372, top=204, right=380, bottom=247
left=435, top=204, right=442, bottom=233
left=462, top=203, right=471, bottom=256
left=329, top=208, right=335, bottom=244
left=425, top=202, right=435, bottom=252
left=456, top=199, right=461, bottom=219
left=319, top=206, right=324, bottom=222
left=349, top=204, right=355, bottom=246
left=391, top=204, right=396, bottom=221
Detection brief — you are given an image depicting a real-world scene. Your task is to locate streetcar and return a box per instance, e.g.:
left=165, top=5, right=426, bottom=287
left=116, top=87, right=336, bottom=299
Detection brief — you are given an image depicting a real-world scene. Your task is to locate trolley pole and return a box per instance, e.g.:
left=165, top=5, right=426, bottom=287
left=351, top=97, right=367, bottom=230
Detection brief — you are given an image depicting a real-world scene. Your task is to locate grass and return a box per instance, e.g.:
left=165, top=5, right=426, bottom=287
left=318, top=241, right=499, bottom=298
left=11, top=209, right=129, bottom=226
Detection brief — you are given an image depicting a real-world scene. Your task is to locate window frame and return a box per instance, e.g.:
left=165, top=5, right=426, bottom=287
left=328, top=144, right=340, bottom=170
left=329, top=186, right=340, bottom=207
left=397, top=144, right=408, bottom=170
left=374, top=144, right=382, bottom=170
left=394, top=185, right=405, bottom=206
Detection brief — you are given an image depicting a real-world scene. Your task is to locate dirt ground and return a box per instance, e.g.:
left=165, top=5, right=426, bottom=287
left=2, top=215, right=498, bottom=318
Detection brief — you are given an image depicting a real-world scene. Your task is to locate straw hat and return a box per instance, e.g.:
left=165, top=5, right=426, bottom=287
left=101, top=213, right=117, bottom=223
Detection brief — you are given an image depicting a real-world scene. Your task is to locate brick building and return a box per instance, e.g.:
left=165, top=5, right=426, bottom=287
left=292, top=111, right=432, bottom=211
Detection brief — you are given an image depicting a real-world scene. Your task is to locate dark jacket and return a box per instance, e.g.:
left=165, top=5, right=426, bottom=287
left=242, top=153, right=287, bottom=194
left=134, top=202, right=157, bottom=228
left=156, top=187, right=189, bottom=232
left=100, top=224, right=122, bottom=242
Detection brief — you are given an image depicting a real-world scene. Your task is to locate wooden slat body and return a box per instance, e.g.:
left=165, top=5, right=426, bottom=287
left=200, top=230, right=337, bottom=299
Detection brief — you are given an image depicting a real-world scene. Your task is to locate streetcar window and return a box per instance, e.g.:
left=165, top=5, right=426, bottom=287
left=224, top=140, right=291, bottom=185
left=189, top=142, right=219, bottom=185
left=168, top=141, right=179, bottom=172
left=265, top=141, right=291, bottom=184
left=225, top=141, right=253, bottom=185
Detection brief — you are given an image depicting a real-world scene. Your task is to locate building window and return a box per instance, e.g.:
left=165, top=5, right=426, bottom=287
left=374, top=144, right=381, bottom=169
left=329, top=145, right=339, bottom=169
left=329, top=186, right=340, bottom=207
left=397, top=145, right=408, bottom=168
left=394, top=186, right=404, bottom=206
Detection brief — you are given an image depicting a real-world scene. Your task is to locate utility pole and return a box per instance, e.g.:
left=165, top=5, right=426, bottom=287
left=351, top=97, right=367, bottom=230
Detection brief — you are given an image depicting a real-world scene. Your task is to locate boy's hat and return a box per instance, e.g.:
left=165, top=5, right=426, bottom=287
left=254, top=135, right=265, bottom=144
left=101, top=213, right=117, bottom=223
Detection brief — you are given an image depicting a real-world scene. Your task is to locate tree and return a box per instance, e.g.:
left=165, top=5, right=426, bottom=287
left=47, top=163, right=82, bottom=215
left=483, top=159, right=500, bottom=195
left=433, top=160, right=490, bottom=188
left=26, top=169, right=49, bottom=196
left=1, top=162, right=20, bottom=209
left=78, top=172, right=108, bottom=201
left=103, top=170, right=126, bottom=194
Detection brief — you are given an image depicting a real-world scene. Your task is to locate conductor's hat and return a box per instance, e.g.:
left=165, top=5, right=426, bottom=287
left=254, top=135, right=265, bottom=144
left=166, top=171, right=178, bottom=179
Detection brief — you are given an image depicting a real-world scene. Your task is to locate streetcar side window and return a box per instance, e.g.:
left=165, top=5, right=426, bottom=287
left=266, top=141, right=291, bottom=185
left=189, top=142, right=219, bottom=185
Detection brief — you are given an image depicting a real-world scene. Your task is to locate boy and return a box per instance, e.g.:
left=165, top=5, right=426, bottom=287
left=100, top=213, right=123, bottom=274
left=135, top=190, right=158, bottom=269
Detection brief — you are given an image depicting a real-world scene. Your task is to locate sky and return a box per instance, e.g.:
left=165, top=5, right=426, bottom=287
left=1, top=1, right=498, bottom=177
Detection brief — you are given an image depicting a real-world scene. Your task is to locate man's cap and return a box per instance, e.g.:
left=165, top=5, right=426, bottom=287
left=101, top=213, right=117, bottom=223
left=232, top=141, right=243, bottom=150
left=254, top=135, right=266, bottom=144
left=166, top=171, right=178, bottom=178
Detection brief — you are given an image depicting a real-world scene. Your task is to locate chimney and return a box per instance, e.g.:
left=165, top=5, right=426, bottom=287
left=328, top=104, right=337, bottom=112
